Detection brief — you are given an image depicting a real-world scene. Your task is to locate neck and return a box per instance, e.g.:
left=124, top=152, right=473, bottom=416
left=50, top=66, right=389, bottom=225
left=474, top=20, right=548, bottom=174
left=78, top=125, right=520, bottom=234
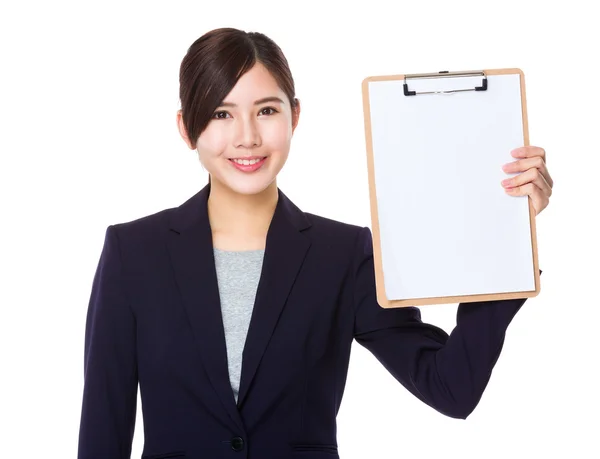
left=207, top=176, right=278, bottom=237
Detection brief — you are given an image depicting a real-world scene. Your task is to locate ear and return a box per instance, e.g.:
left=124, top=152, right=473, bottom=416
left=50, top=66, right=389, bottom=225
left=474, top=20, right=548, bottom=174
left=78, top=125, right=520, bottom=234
left=176, top=110, right=195, bottom=150
left=291, top=98, right=301, bottom=135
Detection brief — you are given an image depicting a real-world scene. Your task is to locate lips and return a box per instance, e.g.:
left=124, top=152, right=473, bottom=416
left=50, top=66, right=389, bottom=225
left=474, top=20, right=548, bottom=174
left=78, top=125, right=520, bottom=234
left=229, top=156, right=266, bottom=161
left=228, top=156, right=267, bottom=172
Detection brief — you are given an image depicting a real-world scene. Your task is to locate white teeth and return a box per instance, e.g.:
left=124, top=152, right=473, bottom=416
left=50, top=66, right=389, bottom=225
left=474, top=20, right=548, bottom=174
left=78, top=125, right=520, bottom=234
left=232, top=158, right=263, bottom=166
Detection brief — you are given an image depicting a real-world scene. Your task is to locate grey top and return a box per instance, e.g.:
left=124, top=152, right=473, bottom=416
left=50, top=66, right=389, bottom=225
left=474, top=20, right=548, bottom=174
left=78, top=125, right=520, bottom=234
left=213, top=247, right=265, bottom=404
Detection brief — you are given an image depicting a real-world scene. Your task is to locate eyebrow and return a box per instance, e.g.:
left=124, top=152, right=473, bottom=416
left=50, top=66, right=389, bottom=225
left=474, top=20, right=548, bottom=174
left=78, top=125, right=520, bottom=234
left=217, top=96, right=285, bottom=108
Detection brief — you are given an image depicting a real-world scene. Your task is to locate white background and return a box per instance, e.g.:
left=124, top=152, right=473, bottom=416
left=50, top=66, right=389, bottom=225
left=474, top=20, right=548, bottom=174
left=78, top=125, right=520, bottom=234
left=1, top=1, right=598, bottom=457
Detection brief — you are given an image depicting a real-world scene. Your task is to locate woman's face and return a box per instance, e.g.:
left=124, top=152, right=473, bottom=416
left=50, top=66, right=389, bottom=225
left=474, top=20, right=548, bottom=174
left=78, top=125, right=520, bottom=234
left=177, top=62, right=300, bottom=196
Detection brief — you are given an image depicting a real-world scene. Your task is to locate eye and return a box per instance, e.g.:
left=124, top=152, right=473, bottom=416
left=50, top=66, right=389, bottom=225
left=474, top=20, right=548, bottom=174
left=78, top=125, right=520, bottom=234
left=212, top=111, right=230, bottom=119
left=260, top=107, right=278, bottom=116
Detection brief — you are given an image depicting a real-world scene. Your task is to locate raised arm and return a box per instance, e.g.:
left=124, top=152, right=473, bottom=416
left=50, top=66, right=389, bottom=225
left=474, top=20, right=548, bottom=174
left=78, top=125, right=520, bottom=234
left=352, top=226, right=540, bottom=419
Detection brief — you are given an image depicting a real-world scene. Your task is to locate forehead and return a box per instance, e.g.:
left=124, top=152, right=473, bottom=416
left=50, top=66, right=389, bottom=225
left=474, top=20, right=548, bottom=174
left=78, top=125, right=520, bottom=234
left=224, top=63, right=285, bottom=101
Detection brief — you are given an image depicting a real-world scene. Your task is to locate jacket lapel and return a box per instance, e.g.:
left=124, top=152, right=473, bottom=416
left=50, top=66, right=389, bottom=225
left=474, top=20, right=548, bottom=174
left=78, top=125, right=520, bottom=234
left=235, top=186, right=311, bottom=408
left=167, top=182, right=311, bottom=429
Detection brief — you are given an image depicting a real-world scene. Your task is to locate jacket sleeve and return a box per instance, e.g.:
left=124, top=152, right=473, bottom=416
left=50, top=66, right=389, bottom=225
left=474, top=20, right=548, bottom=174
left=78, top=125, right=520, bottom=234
left=352, top=226, right=541, bottom=419
left=78, top=225, right=138, bottom=458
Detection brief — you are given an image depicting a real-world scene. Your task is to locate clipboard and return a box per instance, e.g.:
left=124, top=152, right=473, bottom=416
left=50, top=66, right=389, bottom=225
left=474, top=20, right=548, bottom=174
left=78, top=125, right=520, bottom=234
left=361, top=68, right=541, bottom=308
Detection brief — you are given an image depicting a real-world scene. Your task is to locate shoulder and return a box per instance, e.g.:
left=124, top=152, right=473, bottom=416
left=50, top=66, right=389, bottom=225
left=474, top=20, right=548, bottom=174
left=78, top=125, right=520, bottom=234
left=104, top=203, right=178, bottom=250
left=304, top=211, right=362, bottom=231
left=301, top=212, right=371, bottom=260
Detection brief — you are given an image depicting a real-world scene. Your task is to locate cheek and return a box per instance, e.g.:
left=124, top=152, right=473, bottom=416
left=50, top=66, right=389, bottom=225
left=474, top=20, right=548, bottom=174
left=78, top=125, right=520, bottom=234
left=265, top=119, right=292, bottom=147
left=196, top=128, right=227, bottom=156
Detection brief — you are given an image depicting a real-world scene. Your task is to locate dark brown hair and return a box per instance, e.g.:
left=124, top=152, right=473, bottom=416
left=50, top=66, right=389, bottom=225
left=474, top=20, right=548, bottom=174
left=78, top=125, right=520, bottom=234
left=179, top=28, right=299, bottom=150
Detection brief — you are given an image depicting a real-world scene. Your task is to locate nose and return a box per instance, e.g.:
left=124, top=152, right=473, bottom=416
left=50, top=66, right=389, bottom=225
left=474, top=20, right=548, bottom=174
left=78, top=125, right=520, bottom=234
left=234, top=115, right=261, bottom=149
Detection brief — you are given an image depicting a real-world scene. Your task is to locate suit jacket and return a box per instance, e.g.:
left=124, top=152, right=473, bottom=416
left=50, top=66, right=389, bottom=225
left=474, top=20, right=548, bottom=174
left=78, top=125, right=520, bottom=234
left=78, top=182, right=540, bottom=459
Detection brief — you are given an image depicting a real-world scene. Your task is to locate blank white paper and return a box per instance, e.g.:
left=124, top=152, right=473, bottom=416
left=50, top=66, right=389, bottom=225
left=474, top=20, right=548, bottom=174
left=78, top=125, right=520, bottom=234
left=368, top=73, right=535, bottom=300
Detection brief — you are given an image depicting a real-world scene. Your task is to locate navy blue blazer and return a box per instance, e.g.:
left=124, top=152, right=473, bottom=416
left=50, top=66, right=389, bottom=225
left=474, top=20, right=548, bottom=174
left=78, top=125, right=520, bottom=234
left=78, top=182, right=541, bottom=459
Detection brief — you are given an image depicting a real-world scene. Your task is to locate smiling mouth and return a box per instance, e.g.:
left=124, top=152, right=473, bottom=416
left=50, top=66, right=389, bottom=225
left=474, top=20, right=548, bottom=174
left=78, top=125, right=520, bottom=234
left=227, top=156, right=268, bottom=172
left=229, top=157, right=267, bottom=165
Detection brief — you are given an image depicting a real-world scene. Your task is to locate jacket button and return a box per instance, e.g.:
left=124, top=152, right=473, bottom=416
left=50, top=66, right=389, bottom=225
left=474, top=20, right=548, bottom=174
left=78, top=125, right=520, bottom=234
left=231, top=436, right=244, bottom=451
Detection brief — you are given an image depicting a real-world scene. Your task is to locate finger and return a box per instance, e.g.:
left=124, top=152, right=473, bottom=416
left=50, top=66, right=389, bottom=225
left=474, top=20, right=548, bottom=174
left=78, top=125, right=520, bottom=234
left=503, top=156, right=554, bottom=189
left=511, top=145, right=546, bottom=163
left=503, top=167, right=552, bottom=197
left=504, top=182, right=550, bottom=215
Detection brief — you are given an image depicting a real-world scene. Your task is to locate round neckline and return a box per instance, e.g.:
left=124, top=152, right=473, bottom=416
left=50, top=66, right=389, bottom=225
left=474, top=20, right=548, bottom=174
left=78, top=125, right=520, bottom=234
left=213, top=247, right=265, bottom=253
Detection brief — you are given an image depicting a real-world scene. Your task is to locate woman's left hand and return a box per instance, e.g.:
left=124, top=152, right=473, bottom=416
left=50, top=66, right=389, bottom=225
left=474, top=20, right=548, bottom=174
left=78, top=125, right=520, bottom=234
left=501, top=146, right=553, bottom=216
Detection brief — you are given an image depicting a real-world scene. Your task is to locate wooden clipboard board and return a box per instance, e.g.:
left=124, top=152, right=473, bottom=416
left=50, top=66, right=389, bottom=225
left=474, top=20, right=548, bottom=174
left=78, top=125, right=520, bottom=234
left=361, top=68, right=541, bottom=308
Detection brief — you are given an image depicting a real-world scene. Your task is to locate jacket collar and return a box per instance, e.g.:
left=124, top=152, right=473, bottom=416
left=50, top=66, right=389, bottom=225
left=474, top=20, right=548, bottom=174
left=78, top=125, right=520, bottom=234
left=167, top=182, right=312, bottom=431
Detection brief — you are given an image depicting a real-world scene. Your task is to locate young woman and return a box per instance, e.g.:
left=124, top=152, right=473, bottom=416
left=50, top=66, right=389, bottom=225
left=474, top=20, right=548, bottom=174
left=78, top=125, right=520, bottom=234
left=77, top=27, right=553, bottom=459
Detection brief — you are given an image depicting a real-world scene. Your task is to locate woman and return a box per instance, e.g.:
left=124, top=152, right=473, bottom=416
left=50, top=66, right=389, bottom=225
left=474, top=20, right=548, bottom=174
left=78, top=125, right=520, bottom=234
left=77, top=27, right=553, bottom=459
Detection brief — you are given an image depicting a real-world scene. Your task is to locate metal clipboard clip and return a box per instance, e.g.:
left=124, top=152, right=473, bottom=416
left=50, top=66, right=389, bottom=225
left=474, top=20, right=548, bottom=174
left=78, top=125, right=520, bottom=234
left=403, top=70, right=488, bottom=96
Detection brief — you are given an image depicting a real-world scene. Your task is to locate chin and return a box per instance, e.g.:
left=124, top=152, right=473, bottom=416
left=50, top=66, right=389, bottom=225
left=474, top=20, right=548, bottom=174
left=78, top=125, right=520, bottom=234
left=221, top=177, right=277, bottom=196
